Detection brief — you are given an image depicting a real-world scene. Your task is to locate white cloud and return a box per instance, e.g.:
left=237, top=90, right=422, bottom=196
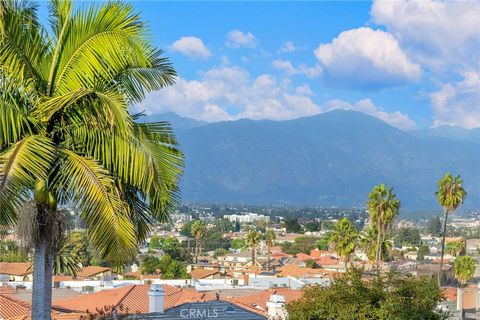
left=371, top=0, right=480, bottom=71
left=314, top=27, right=422, bottom=89
left=324, top=98, right=416, bottom=130
left=279, top=41, right=296, bottom=53
left=430, top=70, right=480, bottom=129
left=225, top=30, right=257, bottom=48
left=170, top=36, right=211, bottom=59
left=136, top=65, right=321, bottom=122
left=272, top=59, right=322, bottom=78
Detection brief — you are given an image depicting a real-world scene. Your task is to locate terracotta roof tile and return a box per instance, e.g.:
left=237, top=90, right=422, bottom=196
left=189, top=269, right=219, bottom=279
left=76, top=266, right=111, bottom=278
left=0, top=294, right=31, bottom=319
left=0, top=263, right=32, bottom=276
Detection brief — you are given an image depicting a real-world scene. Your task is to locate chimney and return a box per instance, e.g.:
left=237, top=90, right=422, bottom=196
left=266, top=294, right=286, bottom=319
left=148, top=284, right=165, bottom=313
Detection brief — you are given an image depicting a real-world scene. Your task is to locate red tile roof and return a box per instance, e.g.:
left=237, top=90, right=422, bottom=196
left=189, top=268, right=219, bottom=279
left=53, top=284, right=217, bottom=315
left=0, top=263, right=32, bottom=276
left=0, top=295, right=30, bottom=319
left=76, top=266, right=111, bottom=278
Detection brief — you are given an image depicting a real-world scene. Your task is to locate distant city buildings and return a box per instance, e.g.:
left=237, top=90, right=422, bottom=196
left=223, top=213, right=270, bottom=224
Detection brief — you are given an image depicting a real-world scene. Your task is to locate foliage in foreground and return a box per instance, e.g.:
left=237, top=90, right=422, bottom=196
left=287, top=268, right=447, bottom=320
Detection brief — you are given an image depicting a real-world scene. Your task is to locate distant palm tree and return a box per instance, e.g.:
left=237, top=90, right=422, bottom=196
left=454, top=255, right=476, bottom=287
left=191, top=220, right=206, bottom=263
left=367, top=184, right=400, bottom=267
left=330, top=217, right=358, bottom=269
left=246, top=228, right=261, bottom=266
left=265, top=228, right=276, bottom=270
left=360, top=225, right=392, bottom=264
left=0, top=1, right=181, bottom=318
left=436, top=173, right=467, bottom=279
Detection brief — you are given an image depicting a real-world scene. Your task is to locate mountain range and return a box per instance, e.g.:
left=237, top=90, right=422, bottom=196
left=143, top=110, right=479, bottom=211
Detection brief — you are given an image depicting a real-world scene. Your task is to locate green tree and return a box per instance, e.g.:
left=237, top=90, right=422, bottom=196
left=417, top=245, right=430, bottom=261
left=265, top=228, right=276, bottom=270
left=445, top=240, right=466, bottom=258
left=453, top=255, right=476, bottom=286
left=162, top=259, right=189, bottom=279
left=191, top=220, right=206, bottom=263
left=287, top=268, right=446, bottom=320
left=305, top=259, right=318, bottom=269
left=231, top=239, right=245, bottom=250
left=429, top=216, right=442, bottom=237
left=246, top=228, right=261, bottom=266
left=0, top=2, right=181, bottom=317
left=141, top=255, right=161, bottom=275
left=395, top=227, right=421, bottom=247
left=436, top=173, right=467, bottom=279
left=360, top=225, right=392, bottom=263
left=285, top=218, right=302, bottom=233
left=213, top=248, right=229, bottom=258
left=305, top=221, right=321, bottom=232
left=329, top=218, right=358, bottom=269
left=367, top=184, right=401, bottom=266
left=282, top=236, right=320, bottom=255
left=149, top=236, right=161, bottom=249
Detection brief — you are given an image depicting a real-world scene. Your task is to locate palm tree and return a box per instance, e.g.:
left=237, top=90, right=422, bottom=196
left=191, top=220, right=206, bottom=263
left=265, top=228, right=276, bottom=270
left=330, top=217, right=358, bottom=269
left=360, top=225, right=392, bottom=264
left=454, top=255, right=476, bottom=287
left=0, top=2, right=181, bottom=318
left=246, top=228, right=261, bottom=266
left=367, top=184, right=400, bottom=267
left=436, top=173, right=467, bottom=279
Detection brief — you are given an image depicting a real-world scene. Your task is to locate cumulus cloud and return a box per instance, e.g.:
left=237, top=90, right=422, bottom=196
left=314, top=27, right=422, bottom=89
left=430, top=70, right=480, bottom=129
left=324, top=98, right=416, bottom=130
left=170, top=36, right=211, bottom=59
left=225, top=30, right=257, bottom=48
left=272, top=59, right=322, bottom=78
left=371, top=0, right=480, bottom=71
left=279, top=41, right=296, bottom=53
left=135, top=65, right=321, bottom=122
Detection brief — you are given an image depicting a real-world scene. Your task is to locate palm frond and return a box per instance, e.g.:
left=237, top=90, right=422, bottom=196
left=51, top=149, right=136, bottom=264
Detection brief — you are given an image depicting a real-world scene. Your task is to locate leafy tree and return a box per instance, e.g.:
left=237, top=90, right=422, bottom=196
left=453, top=255, right=476, bottom=286
left=246, top=228, right=261, bottom=266
left=231, top=238, right=245, bottom=250
left=265, top=228, right=276, bottom=270
left=436, top=173, right=467, bottom=278
left=149, top=236, right=161, bottom=249
left=305, top=259, right=318, bottom=269
left=395, top=227, right=421, bottom=247
left=285, top=218, right=302, bottom=233
left=305, top=221, right=321, bottom=232
left=367, top=184, right=400, bottom=266
left=53, top=236, right=81, bottom=277
left=316, top=239, right=329, bottom=250
left=429, top=216, right=442, bottom=237
left=141, top=255, right=161, bottom=275
left=214, top=219, right=235, bottom=232
left=445, top=240, right=466, bottom=257
left=282, top=236, right=320, bottom=255
left=162, top=259, right=189, bottom=279
left=0, top=1, right=181, bottom=317
left=417, top=245, right=430, bottom=261
left=329, top=217, right=358, bottom=268
left=65, top=231, right=91, bottom=267
left=191, top=220, right=206, bottom=262
left=213, top=248, right=229, bottom=258
left=287, top=268, right=447, bottom=320
left=180, top=220, right=195, bottom=237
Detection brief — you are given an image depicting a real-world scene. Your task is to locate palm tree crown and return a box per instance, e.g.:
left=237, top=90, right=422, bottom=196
left=453, top=255, right=476, bottom=286
left=330, top=217, right=358, bottom=268
left=246, top=228, right=261, bottom=266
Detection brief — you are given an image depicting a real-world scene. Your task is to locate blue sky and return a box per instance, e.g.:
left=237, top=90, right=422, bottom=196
left=39, top=1, right=480, bottom=130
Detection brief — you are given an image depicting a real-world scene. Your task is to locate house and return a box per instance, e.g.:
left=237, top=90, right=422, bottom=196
left=217, top=251, right=252, bottom=268
left=0, top=262, right=33, bottom=282
left=76, top=266, right=114, bottom=281
left=404, top=251, right=418, bottom=260
left=189, top=268, right=220, bottom=279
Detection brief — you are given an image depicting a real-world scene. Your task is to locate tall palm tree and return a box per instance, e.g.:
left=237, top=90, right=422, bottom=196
left=191, top=220, right=206, bottom=263
left=246, top=228, right=261, bottom=266
left=454, top=255, right=476, bottom=287
left=329, top=217, right=358, bottom=269
left=265, top=228, right=276, bottom=270
left=436, top=173, right=467, bottom=279
left=0, top=2, right=182, bottom=318
left=367, top=184, right=400, bottom=267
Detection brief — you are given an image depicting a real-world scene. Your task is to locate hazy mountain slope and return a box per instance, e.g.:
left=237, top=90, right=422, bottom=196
left=413, top=126, right=480, bottom=144
left=147, top=110, right=479, bottom=210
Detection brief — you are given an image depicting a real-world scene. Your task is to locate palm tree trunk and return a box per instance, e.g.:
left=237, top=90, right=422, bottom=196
left=375, top=227, right=382, bottom=267
left=267, top=244, right=271, bottom=271
left=32, top=237, right=47, bottom=319
left=252, top=247, right=256, bottom=266
left=43, top=242, right=54, bottom=319
left=439, top=209, right=449, bottom=285
left=195, top=240, right=199, bottom=263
